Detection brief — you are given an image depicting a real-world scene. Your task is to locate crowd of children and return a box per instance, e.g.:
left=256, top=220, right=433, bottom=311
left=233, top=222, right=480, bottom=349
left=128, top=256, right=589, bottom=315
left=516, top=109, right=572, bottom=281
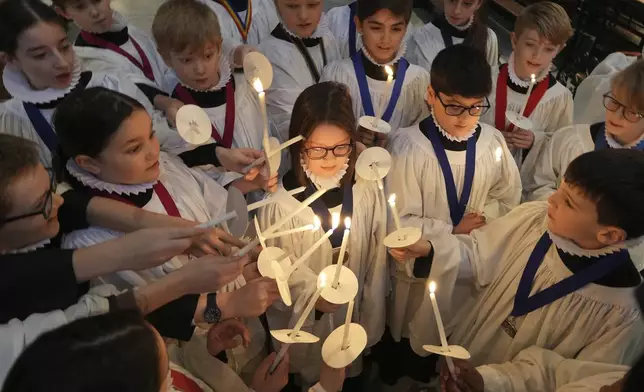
left=1, top=0, right=644, bottom=391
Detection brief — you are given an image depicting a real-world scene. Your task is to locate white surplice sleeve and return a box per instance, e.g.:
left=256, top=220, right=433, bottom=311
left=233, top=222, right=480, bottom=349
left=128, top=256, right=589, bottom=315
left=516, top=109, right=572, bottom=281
left=482, top=130, right=522, bottom=219
left=0, top=101, right=53, bottom=166
left=477, top=346, right=628, bottom=392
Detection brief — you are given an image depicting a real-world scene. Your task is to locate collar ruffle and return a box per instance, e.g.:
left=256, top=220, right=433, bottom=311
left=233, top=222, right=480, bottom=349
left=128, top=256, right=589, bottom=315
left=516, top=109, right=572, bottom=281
left=446, top=14, right=474, bottom=31
left=279, top=15, right=329, bottom=39
left=508, top=53, right=550, bottom=88
left=66, top=159, right=157, bottom=195
left=1, top=238, right=51, bottom=255
left=362, top=41, right=407, bottom=67
left=177, top=54, right=232, bottom=92
left=605, top=130, right=644, bottom=149
left=2, top=58, right=82, bottom=104
left=430, top=107, right=478, bottom=142
left=300, top=157, right=348, bottom=190
left=548, top=229, right=644, bottom=258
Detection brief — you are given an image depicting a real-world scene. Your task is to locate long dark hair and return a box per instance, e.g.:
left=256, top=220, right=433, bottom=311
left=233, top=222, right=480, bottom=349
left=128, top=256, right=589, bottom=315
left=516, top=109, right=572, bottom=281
left=466, top=0, right=490, bottom=57
left=3, top=310, right=162, bottom=392
left=0, top=0, right=67, bottom=56
left=289, top=82, right=359, bottom=188
left=356, top=0, right=414, bottom=23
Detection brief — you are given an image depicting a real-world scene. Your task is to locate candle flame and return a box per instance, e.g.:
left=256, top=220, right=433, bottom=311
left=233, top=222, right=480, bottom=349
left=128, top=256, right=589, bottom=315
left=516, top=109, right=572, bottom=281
left=388, top=194, right=396, bottom=205
left=429, top=281, right=437, bottom=294
left=344, top=217, right=352, bottom=230
left=530, top=74, right=536, bottom=83
left=313, top=216, right=322, bottom=229
left=385, top=65, right=394, bottom=77
left=253, top=78, right=264, bottom=93
left=495, top=146, right=503, bottom=162
left=332, top=212, right=340, bottom=229
left=319, top=272, right=328, bottom=288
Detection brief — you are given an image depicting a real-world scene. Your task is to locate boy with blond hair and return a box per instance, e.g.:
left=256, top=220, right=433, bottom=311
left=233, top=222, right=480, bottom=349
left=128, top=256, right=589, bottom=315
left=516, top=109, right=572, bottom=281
left=482, top=2, right=574, bottom=183
left=527, top=60, right=644, bottom=203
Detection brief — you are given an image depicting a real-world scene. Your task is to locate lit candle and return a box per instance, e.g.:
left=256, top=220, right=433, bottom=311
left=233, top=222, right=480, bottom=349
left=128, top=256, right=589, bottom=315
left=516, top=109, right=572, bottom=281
left=374, top=66, right=395, bottom=126
left=263, top=223, right=318, bottom=240
left=197, top=211, right=238, bottom=229
left=518, top=74, right=536, bottom=117
left=388, top=194, right=402, bottom=231
left=292, top=272, right=328, bottom=333
left=253, top=78, right=271, bottom=154
left=332, top=217, right=351, bottom=288
left=341, top=299, right=355, bottom=350
left=428, top=281, right=455, bottom=376
left=264, top=188, right=328, bottom=235
left=288, top=215, right=339, bottom=275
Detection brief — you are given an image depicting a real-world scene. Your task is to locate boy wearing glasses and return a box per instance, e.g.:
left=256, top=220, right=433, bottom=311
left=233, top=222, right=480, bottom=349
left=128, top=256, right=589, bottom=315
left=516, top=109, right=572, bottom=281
left=526, top=60, right=644, bottom=202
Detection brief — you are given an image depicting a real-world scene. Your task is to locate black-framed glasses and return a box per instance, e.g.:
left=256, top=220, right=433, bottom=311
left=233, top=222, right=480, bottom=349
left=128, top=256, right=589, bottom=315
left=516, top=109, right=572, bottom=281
left=303, top=143, right=354, bottom=160
left=0, top=169, right=56, bottom=224
left=436, top=93, right=490, bottom=116
left=603, top=94, right=643, bottom=123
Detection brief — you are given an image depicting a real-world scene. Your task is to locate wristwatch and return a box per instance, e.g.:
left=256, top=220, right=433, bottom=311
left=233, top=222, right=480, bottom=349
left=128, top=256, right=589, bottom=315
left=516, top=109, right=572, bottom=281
left=203, top=293, right=222, bottom=324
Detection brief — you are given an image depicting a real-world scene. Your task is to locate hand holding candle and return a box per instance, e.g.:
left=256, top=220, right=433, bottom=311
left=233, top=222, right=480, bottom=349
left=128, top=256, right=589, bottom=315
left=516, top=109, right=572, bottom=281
left=429, top=281, right=456, bottom=377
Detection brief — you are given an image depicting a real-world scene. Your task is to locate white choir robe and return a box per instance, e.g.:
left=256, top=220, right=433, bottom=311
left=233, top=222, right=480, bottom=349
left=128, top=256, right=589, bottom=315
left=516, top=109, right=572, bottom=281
left=477, top=346, right=627, bottom=392
left=407, top=202, right=644, bottom=369
left=481, top=68, right=573, bottom=184
left=325, top=5, right=415, bottom=60
left=74, top=13, right=173, bottom=92
left=0, top=71, right=183, bottom=167
left=199, top=0, right=279, bottom=46
left=406, top=22, right=499, bottom=71
left=321, top=57, right=430, bottom=135
left=574, top=52, right=637, bottom=125
left=385, top=122, right=521, bottom=340
left=257, top=178, right=388, bottom=382
left=258, top=28, right=342, bottom=141
left=61, top=152, right=265, bottom=389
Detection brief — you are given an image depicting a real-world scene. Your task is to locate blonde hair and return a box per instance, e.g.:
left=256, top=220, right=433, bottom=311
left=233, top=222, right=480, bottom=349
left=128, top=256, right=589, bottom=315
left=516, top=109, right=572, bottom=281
left=152, top=0, right=222, bottom=56
left=612, top=60, right=644, bottom=113
left=514, top=2, right=573, bottom=45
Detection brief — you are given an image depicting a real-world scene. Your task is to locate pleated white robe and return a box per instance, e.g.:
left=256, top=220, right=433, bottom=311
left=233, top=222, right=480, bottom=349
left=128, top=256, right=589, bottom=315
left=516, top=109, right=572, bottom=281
left=320, top=56, right=430, bottom=135
left=481, top=68, right=573, bottom=184
left=408, top=202, right=644, bottom=369
left=0, top=71, right=183, bottom=167
left=385, top=121, right=521, bottom=340
left=61, top=152, right=265, bottom=388
left=574, top=52, right=637, bottom=125
left=256, top=178, right=388, bottom=382
left=258, top=27, right=342, bottom=142
left=199, top=0, right=279, bottom=46
left=477, top=346, right=627, bottom=392
left=406, top=22, right=499, bottom=71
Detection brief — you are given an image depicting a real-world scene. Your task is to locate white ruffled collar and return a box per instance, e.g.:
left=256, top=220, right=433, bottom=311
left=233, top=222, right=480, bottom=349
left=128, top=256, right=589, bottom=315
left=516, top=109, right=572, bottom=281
left=300, top=157, right=348, bottom=190
left=279, top=15, right=329, bottom=40
left=548, top=229, right=644, bottom=258
left=1, top=238, right=52, bottom=255
left=362, top=41, right=407, bottom=67
left=66, top=159, right=157, bottom=195
left=446, top=14, right=474, bottom=31
left=508, top=53, right=550, bottom=88
left=605, top=129, right=644, bottom=149
left=430, top=106, right=478, bottom=142
left=2, top=58, right=82, bottom=104
left=176, top=54, right=232, bottom=92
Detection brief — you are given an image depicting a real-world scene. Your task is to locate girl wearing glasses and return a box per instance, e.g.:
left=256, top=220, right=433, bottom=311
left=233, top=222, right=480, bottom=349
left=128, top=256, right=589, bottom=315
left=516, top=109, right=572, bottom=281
left=381, top=45, right=520, bottom=386
left=407, top=0, right=499, bottom=71
left=527, top=60, right=644, bottom=204
left=257, top=82, right=387, bottom=390
left=321, top=0, right=430, bottom=140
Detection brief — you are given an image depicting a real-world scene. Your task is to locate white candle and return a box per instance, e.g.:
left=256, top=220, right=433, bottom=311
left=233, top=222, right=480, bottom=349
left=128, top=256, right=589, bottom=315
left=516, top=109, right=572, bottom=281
left=341, top=299, right=355, bottom=350
left=388, top=194, right=402, bottom=231
left=371, top=163, right=383, bottom=190
left=234, top=237, right=261, bottom=257
left=253, top=78, right=271, bottom=154
left=247, top=187, right=306, bottom=212
left=429, top=281, right=455, bottom=376
left=197, top=211, right=238, bottom=229
left=263, top=223, right=317, bottom=240
left=332, top=217, right=351, bottom=288
left=292, top=272, right=328, bottom=333
left=269, top=343, right=290, bottom=374
left=287, top=215, right=339, bottom=275
left=242, top=135, right=305, bottom=174
left=374, top=66, right=395, bottom=125
left=518, top=74, right=536, bottom=117
left=264, top=188, right=328, bottom=235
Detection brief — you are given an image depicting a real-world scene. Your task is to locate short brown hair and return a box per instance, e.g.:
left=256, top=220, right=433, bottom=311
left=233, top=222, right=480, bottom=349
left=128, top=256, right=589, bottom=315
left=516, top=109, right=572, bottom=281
left=612, top=60, right=644, bottom=113
left=152, top=0, right=222, bottom=56
left=0, top=135, right=40, bottom=221
left=289, top=82, right=358, bottom=188
left=515, top=2, right=573, bottom=45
